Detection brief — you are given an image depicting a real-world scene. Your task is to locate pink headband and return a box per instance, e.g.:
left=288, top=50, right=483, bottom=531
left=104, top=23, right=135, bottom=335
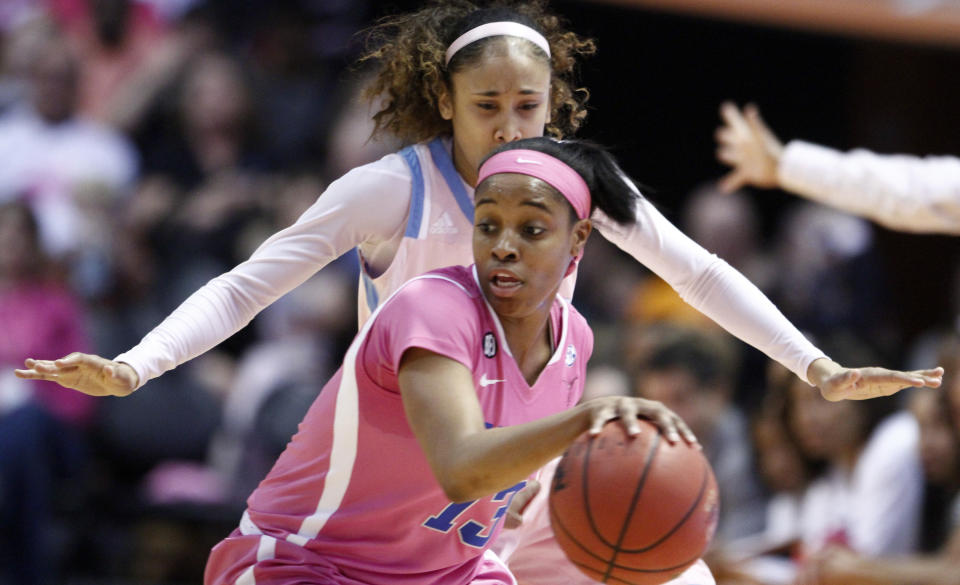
left=477, top=149, right=591, bottom=220
left=445, top=21, right=551, bottom=66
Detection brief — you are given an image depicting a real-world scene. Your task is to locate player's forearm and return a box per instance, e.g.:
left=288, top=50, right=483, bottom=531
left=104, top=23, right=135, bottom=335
left=434, top=406, right=593, bottom=502
left=779, top=141, right=960, bottom=235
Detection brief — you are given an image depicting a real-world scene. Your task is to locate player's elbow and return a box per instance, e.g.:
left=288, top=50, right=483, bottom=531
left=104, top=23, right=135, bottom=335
left=436, top=472, right=481, bottom=503
left=433, top=465, right=492, bottom=503
left=439, top=482, right=475, bottom=503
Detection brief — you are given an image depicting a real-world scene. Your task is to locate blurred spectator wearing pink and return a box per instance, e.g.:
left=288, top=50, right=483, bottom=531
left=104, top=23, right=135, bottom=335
left=0, top=201, right=93, bottom=585
left=0, top=201, right=93, bottom=424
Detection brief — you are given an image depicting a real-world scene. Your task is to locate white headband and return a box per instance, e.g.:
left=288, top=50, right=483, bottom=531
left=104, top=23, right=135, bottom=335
left=444, top=21, right=551, bottom=66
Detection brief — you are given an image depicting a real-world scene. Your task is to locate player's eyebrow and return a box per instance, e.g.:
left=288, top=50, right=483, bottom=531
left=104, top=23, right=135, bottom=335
left=475, top=197, right=551, bottom=211
left=472, top=88, right=545, bottom=97
left=521, top=199, right=550, bottom=211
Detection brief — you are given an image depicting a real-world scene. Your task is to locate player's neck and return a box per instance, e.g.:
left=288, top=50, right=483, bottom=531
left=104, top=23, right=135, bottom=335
left=500, top=308, right=554, bottom=386
left=451, top=142, right=478, bottom=187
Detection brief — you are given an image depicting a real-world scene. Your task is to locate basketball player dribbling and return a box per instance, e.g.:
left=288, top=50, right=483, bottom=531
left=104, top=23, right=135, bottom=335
left=17, top=2, right=943, bottom=584
left=206, top=138, right=692, bottom=583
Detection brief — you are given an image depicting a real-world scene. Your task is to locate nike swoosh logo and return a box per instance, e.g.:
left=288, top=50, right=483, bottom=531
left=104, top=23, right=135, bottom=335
left=479, top=374, right=505, bottom=387
left=515, top=157, right=543, bottom=165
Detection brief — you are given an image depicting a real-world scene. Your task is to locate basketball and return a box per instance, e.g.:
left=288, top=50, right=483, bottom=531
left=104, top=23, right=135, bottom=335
left=548, top=419, right=720, bottom=585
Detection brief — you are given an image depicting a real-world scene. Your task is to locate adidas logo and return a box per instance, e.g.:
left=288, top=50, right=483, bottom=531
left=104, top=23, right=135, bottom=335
left=430, top=211, right=459, bottom=235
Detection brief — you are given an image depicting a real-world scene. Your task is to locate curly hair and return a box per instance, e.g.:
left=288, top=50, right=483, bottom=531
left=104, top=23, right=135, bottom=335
left=358, top=0, right=595, bottom=144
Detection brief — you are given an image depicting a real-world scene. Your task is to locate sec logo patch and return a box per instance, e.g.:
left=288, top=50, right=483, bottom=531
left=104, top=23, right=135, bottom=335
left=483, top=332, right=497, bottom=358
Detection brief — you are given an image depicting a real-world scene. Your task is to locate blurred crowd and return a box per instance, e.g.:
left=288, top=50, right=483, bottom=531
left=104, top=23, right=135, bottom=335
left=0, top=1, right=393, bottom=583
left=0, top=1, right=958, bottom=585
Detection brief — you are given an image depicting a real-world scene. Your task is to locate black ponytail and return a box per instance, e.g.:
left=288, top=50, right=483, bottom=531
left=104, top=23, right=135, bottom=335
left=480, top=137, right=641, bottom=225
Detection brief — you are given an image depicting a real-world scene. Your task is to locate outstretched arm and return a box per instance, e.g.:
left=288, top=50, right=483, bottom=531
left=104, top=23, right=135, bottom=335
left=15, top=163, right=412, bottom=393
left=594, top=201, right=942, bottom=400
left=716, top=101, right=960, bottom=234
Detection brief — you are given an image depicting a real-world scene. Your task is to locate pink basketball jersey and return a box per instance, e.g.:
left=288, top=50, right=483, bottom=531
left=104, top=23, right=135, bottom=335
left=207, top=265, right=593, bottom=585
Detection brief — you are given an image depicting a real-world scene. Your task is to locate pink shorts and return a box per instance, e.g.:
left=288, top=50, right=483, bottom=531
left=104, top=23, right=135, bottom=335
left=205, top=531, right=346, bottom=585
left=205, top=530, right=517, bottom=585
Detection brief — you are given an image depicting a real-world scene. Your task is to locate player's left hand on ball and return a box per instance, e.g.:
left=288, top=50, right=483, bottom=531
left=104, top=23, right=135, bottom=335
left=808, top=358, right=943, bottom=401
left=584, top=396, right=698, bottom=446
left=504, top=479, right=540, bottom=529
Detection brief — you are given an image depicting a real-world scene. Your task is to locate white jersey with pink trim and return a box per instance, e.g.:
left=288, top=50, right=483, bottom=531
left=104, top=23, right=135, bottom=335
left=206, top=265, right=593, bottom=585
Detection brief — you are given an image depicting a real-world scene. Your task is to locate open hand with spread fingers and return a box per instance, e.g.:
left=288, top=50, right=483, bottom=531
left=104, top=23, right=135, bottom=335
left=15, top=352, right=139, bottom=397
left=715, top=101, right=784, bottom=192
left=807, top=357, right=943, bottom=401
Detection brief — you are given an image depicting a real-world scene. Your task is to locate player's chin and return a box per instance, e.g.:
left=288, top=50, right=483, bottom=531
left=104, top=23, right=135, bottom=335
left=484, top=293, right=525, bottom=318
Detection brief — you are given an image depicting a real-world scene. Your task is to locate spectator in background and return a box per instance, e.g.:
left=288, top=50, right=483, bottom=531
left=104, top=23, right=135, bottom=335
left=705, top=362, right=821, bottom=585
left=631, top=324, right=767, bottom=542
left=793, top=359, right=960, bottom=585
left=320, top=68, right=402, bottom=180
left=766, top=203, right=889, bottom=345
left=133, top=49, right=273, bottom=313
left=48, top=0, right=215, bottom=135
left=713, top=347, right=956, bottom=585
left=0, top=13, right=54, bottom=113
left=942, top=334, right=960, bottom=441
left=0, top=34, right=138, bottom=299
left=48, top=0, right=167, bottom=122
left=244, top=1, right=348, bottom=168
left=683, top=183, right=775, bottom=291
left=81, top=52, right=266, bottom=544
left=912, top=386, right=960, bottom=554
left=788, top=334, right=923, bottom=559
left=0, top=201, right=92, bottom=585
left=751, top=365, right=820, bottom=551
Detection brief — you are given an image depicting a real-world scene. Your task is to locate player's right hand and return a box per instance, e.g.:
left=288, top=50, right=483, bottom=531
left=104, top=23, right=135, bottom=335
left=15, top=352, right=139, bottom=397
left=583, top=396, right=698, bottom=447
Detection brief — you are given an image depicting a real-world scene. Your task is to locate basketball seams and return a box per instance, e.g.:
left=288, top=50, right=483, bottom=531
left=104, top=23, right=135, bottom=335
left=550, top=500, right=709, bottom=582
left=602, top=431, right=662, bottom=582
left=617, top=456, right=710, bottom=554
left=548, top=507, right=622, bottom=567
left=582, top=436, right=619, bottom=549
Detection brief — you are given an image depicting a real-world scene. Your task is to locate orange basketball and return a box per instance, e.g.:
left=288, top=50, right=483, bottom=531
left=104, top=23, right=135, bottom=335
left=548, top=419, right=719, bottom=585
